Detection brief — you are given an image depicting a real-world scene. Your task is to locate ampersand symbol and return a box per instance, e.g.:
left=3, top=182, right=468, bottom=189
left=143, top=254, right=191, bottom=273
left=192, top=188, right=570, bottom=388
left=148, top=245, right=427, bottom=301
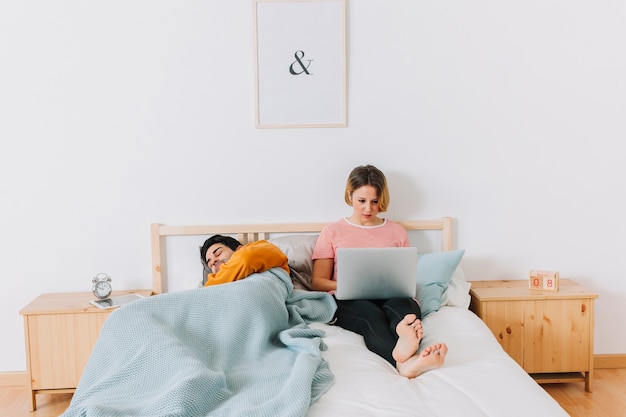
left=289, top=50, right=313, bottom=75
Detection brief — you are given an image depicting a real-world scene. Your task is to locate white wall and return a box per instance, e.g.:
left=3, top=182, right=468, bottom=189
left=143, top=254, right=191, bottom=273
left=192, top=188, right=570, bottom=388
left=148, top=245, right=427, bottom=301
left=1, top=1, right=625, bottom=372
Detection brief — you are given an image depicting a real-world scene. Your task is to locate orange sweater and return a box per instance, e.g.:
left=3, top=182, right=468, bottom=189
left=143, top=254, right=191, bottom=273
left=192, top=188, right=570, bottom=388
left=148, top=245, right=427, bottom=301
left=204, top=240, right=290, bottom=286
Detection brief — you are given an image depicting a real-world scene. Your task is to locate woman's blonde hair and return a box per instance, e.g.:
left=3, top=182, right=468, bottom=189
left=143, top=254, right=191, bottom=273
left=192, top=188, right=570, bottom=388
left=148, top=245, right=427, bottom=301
left=344, top=165, right=389, bottom=212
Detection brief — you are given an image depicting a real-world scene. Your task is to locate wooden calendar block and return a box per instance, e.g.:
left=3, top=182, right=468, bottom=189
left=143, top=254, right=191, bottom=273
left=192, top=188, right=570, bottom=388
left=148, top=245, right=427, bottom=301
left=529, top=270, right=559, bottom=291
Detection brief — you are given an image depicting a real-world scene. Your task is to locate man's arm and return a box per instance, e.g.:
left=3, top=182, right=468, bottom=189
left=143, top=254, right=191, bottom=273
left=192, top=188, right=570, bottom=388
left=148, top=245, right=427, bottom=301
left=205, top=240, right=289, bottom=286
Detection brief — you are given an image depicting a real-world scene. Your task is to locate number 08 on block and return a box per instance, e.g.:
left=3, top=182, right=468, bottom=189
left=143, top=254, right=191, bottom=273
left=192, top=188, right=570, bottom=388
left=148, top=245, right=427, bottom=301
left=529, top=270, right=559, bottom=291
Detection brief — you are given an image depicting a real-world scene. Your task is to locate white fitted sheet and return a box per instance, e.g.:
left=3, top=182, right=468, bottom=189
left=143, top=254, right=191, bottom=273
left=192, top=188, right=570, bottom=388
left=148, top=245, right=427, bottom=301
left=307, top=306, right=569, bottom=417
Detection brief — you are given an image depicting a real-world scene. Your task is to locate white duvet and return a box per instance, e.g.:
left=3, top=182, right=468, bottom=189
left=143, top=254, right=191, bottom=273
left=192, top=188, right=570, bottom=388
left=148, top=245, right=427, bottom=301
left=307, top=306, right=569, bottom=417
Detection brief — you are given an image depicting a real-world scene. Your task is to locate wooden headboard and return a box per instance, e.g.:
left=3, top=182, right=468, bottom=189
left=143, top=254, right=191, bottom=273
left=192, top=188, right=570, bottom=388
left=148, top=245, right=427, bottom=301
left=150, top=217, right=453, bottom=294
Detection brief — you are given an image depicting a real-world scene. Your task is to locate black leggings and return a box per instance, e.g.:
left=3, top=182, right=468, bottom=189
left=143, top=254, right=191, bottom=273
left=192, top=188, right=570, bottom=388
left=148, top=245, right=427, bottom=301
left=332, top=297, right=421, bottom=365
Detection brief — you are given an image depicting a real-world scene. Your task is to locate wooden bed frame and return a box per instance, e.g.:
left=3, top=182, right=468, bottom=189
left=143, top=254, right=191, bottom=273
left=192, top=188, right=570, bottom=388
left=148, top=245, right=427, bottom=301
left=150, top=217, right=453, bottom=294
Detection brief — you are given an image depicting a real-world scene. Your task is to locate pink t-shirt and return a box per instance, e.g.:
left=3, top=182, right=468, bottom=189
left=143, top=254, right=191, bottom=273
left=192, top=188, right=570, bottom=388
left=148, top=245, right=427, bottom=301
left=312, top=218, right=410, bottom=281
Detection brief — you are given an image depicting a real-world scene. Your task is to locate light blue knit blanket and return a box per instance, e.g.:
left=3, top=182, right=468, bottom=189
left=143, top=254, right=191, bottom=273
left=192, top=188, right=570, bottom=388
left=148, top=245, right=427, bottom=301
left=60, top=268, right=337, bottom=417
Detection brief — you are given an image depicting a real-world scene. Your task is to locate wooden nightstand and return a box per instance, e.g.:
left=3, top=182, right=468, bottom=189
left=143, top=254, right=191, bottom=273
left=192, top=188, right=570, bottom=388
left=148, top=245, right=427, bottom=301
left=20, top=289, right=152, bottom=411
left=469, top=279, right=598, bottom=392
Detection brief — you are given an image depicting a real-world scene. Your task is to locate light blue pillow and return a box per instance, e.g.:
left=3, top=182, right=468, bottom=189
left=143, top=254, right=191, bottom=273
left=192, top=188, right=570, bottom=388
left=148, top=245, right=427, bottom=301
left=416, top=249, right=465, bottom=317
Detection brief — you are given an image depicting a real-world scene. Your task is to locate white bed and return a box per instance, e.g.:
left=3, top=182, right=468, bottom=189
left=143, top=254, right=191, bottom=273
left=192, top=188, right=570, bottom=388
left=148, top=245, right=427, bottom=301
left=144, top=218, right=569, bottom=417
left=308, top=308, right=567, bottom=416
left=59, top=218, right=571, bottom=416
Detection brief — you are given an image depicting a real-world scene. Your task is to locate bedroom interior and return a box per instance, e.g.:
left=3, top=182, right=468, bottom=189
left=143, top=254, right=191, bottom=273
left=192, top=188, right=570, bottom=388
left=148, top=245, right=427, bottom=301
left=1, top=1, right=625, bottom=416
left=4, top=220, right=625, bottom=416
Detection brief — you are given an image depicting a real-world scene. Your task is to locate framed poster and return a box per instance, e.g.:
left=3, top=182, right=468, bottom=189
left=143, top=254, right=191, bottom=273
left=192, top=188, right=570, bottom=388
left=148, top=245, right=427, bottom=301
left=254, top=0, right=347, bottom=128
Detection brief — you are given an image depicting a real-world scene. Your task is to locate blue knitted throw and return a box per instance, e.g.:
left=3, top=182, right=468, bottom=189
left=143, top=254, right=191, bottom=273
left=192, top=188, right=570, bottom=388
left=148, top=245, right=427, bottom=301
left=61, top=268, right=337, bottom=417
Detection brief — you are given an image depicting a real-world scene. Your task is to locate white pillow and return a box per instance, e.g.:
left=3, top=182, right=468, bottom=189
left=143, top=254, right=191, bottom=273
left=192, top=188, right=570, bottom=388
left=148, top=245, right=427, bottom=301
left=269, top=234, right=319, bottom=290
left=441, top=266, right=471, bottom=308
left=184, top=276, right=204, bottom=290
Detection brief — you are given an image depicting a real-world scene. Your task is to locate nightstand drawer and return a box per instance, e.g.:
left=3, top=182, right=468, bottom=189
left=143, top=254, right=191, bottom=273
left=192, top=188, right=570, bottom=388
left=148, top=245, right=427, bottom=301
left=25, top=312, right=109, bottom=389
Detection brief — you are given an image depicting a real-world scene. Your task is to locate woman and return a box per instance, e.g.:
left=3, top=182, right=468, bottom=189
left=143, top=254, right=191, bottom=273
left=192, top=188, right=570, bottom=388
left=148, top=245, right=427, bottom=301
left=311, top=164, right=447, bottom=378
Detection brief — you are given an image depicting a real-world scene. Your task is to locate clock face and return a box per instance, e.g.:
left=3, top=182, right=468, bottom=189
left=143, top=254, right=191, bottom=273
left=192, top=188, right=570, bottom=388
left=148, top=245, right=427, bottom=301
left=93, top=280, right=112, bottom=299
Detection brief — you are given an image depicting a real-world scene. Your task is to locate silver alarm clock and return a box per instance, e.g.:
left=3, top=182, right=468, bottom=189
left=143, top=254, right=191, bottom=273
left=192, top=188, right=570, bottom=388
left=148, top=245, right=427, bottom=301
left=92, top=273, right=112, bottom=299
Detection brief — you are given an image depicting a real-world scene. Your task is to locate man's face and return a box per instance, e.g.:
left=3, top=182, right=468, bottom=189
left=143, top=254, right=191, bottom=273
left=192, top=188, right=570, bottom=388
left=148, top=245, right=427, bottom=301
left=205, top=243, right=238, bottom=273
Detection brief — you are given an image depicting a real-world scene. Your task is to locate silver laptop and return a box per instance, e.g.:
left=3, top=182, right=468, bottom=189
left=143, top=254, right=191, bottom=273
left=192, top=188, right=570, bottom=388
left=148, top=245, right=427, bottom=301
left=335, top=247, right=418, bottom=300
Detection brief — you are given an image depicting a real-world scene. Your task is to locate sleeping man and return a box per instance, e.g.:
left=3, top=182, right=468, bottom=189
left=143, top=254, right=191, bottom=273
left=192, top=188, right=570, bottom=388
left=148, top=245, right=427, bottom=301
left=62, top=235, right=336, bottom=417
left=200, top=235, right=290, bottom=286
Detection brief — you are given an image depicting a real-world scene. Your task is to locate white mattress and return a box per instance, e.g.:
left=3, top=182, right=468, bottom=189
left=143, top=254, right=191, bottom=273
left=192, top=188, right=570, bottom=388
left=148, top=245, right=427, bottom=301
left=307, top=306, right=569, bottom=417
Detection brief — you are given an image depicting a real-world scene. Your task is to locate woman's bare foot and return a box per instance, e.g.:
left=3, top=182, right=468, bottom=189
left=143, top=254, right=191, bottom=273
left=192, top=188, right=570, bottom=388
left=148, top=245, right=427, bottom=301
left=396, top=343, right=447, bottom=379
left=392, top=314, right=423, bottom=363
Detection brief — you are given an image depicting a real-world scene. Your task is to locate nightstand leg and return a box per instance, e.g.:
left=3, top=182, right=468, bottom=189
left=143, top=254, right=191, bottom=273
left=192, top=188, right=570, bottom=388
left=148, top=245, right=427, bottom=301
left=585, top=370, right=593, bottom=392
left=28, top=390, right=36, bottom=411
